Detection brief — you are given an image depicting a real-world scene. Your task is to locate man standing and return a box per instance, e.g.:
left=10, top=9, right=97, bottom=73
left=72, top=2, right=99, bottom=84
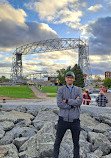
left=96, top=91, right=108, bottom=107
left=53, top=71, right=83, bottom=158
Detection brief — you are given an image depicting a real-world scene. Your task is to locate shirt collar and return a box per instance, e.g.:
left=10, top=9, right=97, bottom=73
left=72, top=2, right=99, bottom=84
left=66, top=84, right=73, bottom=88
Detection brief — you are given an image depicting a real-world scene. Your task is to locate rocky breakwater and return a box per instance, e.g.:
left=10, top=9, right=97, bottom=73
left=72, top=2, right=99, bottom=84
left=0, top=105, right=111, bottom=158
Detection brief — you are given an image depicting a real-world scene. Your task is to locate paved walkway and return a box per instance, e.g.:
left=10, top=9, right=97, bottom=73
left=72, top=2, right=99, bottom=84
left=1, top=98, right=111, bottom=115
left=29, top=86, right=56, bottom=99
left=29, top=86, right=47, bottom=98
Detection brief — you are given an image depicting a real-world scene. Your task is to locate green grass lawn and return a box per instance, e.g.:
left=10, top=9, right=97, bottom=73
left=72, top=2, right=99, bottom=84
left=0, top=87, right=36, bottom=98
left=41, top=86, right=59, bottom=93
left=46, top=94, right=57, bottom=97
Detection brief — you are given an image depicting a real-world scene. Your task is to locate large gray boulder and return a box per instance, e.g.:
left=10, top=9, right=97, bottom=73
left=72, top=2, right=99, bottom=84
left=0, top=144, right=19, bottom=158
left=0, top=106, right=111, bottom=158
left=88, top=132, right=111, bottom=155
left=0, top=126, right=37, bottom=145
left=0, top=129, right=5, bottom=139
left=0, top=121, right=14, bottom=131
left=80, top=131, right=92, bottom=155
left=80, top=140, right=92, bottom=155
left=0, top=110, right=34, bottom=126
left=93, top=123, right=111, bottom=133
left=104, top=131, right=111, bottom=142
left=102, top=154, right=111, bottom=158
left=13, top=137, right=29, bottom=151
left=19, top=122, right=55, bottom=158
left=59, top=130, right=73, bottom=158
left=27, top=108, right=39, bottom=116
left=32, top=109, right=58, bottom=130
left=87, top=149, right=103, bottom=157
left=16, top=106, right=27, bottom=113
left=0, top=131, right=14, bottom=145
left=80, top=113, right=99, bottom=131
left=10, top=126, right=37, bottom=138
left=94, top=113, right=111, bottom=126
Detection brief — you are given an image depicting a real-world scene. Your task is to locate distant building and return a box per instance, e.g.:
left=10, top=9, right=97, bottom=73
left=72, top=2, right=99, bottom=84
left=48, top=77, right=58, bottom=85
left=105, top=71, right=111, bottom=79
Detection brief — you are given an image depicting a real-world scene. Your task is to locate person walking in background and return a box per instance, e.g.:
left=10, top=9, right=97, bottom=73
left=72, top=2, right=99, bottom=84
left=83, top=90, right=91, bottom=105
left=96, top=91, right=108, bottom=107
left=53, top=71, right=83, bottom=158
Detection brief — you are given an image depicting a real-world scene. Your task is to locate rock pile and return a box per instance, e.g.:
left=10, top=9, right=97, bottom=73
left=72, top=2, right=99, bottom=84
left=0, top=105, right=111, bottom=158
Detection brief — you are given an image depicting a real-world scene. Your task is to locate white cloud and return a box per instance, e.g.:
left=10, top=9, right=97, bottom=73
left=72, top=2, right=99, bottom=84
left=0, top=47, right=14, bottom=52
left=0, top=54, right=3, bottom=58
left=54, top=8, right=82, bottom=23
left=30, top=50, right=78, bottom=63
left=25, top=0, right=85, bottom=30
left=88, top=4, right=103, bottom=12
left=92, top=74, right=104, bottom=80
left=21, top=49, right=78, bottom=75
left=24, top=1, right=34, bottom=10
left=39, top=23, right=57, bottom=35
left=0, top=53, right=12, bottom=77
left=0, top=2, right=59, bottom=77
left=20, top=49, right=78, bottom=76
left=0, top=2, right=27, bottom=27
left=0, top=21, right=58, bottom=51
left=0, top=2, right=58, bottom=52
left=89, top=54, right=111, bottom=76
left=82, top=17, right=111, bottom=55
left=34, top=0, right=77, bottom=19
left=0, top=0, right=8, bottom=3
left=3, top=56, right=12, bottom=63
left=90, top=55, right=111, bottom=63
left=0, top=67, right=11, bottom=78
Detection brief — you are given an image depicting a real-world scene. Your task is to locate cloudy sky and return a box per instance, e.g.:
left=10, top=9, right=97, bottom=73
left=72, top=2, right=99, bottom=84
left=0, top=0, right=111, bottom=79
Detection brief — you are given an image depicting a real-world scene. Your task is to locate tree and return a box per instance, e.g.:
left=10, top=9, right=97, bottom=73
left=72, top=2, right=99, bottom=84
left=66, top=66, right=71, bottom=72
left=56, top=64, right=84, bottom=87
left=56, top=68, right=66, bottom=85
left=0, top=76, right=9, bottom=82
left=71, top=64, right=84, bottom=88
left=103, top=78, right=111, bottom=88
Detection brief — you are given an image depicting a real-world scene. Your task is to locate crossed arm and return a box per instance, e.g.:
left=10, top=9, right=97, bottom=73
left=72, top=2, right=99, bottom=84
left=57, top=88, right=83, bottom=109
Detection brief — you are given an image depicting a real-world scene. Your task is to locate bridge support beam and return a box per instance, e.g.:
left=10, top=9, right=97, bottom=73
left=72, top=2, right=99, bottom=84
left=11, top=53, right=23, bottom=83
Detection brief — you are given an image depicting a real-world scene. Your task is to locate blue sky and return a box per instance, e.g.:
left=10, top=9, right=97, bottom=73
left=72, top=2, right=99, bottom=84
left=0, top=0, right=111, bottom=79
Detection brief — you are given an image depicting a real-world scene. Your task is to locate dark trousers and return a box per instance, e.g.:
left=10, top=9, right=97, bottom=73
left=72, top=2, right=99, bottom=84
left=53, top=117, right=80, bottom=158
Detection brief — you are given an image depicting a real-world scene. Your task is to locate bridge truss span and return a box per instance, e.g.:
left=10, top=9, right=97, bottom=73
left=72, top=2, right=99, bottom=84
left=15, top=38, right=86, bottom=55
left=11, top=38, right=92, bottom=83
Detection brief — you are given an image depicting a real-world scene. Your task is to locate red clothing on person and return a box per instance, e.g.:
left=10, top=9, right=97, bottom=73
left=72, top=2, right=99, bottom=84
left=83, top=94, right=91, bottom=105
left=99, top=88, right=107, bottom=93
left=102, top=88, right=107, bottom=93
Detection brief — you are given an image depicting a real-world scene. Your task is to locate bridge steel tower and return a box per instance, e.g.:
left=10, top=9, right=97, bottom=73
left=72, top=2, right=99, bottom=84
left=11, top=38, right=92, bottom=83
